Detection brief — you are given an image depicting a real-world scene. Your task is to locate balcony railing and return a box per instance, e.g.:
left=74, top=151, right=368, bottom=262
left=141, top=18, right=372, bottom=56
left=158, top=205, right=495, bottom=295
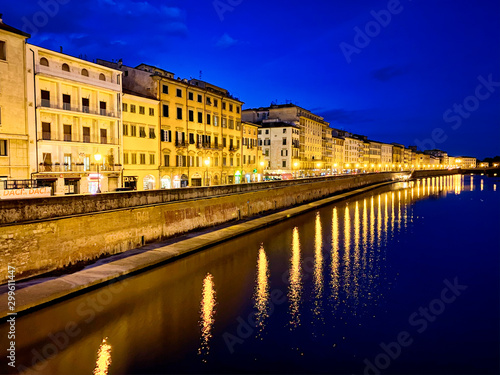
left=39, top=102, right=118, bottom=118
left=229, top=146, right=238, bottom=152
left=38, top=163, right=123, bottom=173
left=175, top=141, right=188, bottom=147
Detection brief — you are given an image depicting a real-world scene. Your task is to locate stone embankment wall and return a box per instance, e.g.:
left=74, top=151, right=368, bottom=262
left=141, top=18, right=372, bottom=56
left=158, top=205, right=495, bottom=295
left=1, top=171, right=457, bottom=283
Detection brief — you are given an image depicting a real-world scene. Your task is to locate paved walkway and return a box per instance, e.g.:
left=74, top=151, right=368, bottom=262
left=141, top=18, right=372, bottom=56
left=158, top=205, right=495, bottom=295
left=0, top=180, right=394, bottom=319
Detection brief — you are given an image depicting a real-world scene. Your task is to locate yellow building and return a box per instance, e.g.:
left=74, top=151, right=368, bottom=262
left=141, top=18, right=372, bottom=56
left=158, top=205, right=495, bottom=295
left=27, top=46, right=123, bottom=194
left=122, top=90, right=160, bottom=190
left=242, top=121, right=263, bottom=182
left=331, top=135, right=344, bottom=173
left=456, top=156, right=476, bottom=169
left=98, top=61, right=245, bottom=187
left=0, top=17, right=31, bottom=184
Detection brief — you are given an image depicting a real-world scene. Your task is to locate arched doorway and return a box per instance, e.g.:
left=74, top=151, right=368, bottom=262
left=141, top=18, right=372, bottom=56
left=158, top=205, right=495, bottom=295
left=212, top=174, right=219, bottom=185
left=181, top=174, right=189, bottom=187
left=143, top=175, right=156, bottom=190
left=161, top=175, right=171, bottom=189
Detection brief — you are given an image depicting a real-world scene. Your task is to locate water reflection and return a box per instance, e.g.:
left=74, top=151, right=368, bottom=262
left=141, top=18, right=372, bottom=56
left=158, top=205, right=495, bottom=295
left=313, top=213, right=324, bottom=316
left=199, top=273, right=216, bottom=360
left=288, top=227, right=302, bottom=328
left=330, top=207, right=340, bottom=303
left=93, top=338, right=112, bottom=375
left=343, top=206, right=351, bottom=298
left=254, top=245, right=269, bottom=335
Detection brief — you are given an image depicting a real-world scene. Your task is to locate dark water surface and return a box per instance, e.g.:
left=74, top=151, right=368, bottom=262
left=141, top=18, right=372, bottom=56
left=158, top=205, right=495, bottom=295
left=2, top=175, right=499, bottom=375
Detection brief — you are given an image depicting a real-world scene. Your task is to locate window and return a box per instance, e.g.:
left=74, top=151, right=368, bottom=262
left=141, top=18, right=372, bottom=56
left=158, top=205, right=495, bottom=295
left=282, top=138, right=287, bottom=145
left=164, top=154, right=170, bottom=167
left=176, top=107, right=182, bottom=120
left=131, top=125, right=137, bottom=137
left=214, top=136, right=218, bottom=147
left=189, top=133, right=195, bottom=144
left=41, top=90, right=50, bottom=107
left=149, top=108, right=154, bottom=116
left=161, top=129, right=172, bottom=142
left=229, top=119, right=234, bottom=129
left=223, top=137, right=227, bottom=147
left=222, top=102, right=226, bottom=110
left=214, top=157, right=219, bottom=166
left=149, top=154, right=155, bottom=165
left=83, top=127, right=90, bottom=143
left=123, top=103, right=128, bottom=112
left=206, top=113, right=211, bottom=125
left=123, top=124, right=129, bottom=136
left=162, top=85, right=169, bottom=94
left=176, top=89, right=182, bottom=98
left=214, top=99, right=218, bottom=107
left=64, top=153, right=72, bottom=170
left=222, top=118, right=227, bottom=128
left=188, top=110, right=194, bottom=122
left=213, top=115, right=218, bottom=126
left=62, top=94, right=71, bottom=110
left=139, top=127, right=146, bottom=138
left=0, top=140, right=7, bottom=156
left=62, top=63, right=70, bottom=72
left=197, top=112, right=203, bottom=123
left=197, top=94, right=202, bottom=103
left=229, top=104, right=233, bottom=112
left=283, top=129, right=287, bottom=133
left=162, top=104, right=169, bottom=117
left=123, top=153, right=129, bottom=164
left=42, top=153, right=52, bottom=168
left=131, top=153, right=137, bottom=164
left=149, top=128, right=156, bottom=139
left=100, top=101, right=107, bottom=116
left=236, top=106, right=240, bottom=114
left=40, top=57, right=49, bottom=66
left=64, top=125, right=72, bottom=141
left=100, top=129, right=107, bottom=144
left=42, top=122, right=51, bottom=140
left=139, top=106, right=145, bottom=115
left=206, top=97, right=212, bottom=105
left=282, top=160, right=287, bottom=168
left=188, top=92, right=193, bottom=100
left=81, top=69, right=89, bottom=77
left=99, top=73, right=106, bottom=81
left=130, top=104, right=136, bottom=113
left=281, top=149, right=288, bottom=156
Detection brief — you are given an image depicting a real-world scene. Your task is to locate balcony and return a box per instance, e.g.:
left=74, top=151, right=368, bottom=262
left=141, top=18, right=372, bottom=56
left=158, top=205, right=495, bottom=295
left=175, top=141, right=188, bottom=147
left=229, top=146, right=238, bottom=152
left=38, top=163, right=123, bottom=173
left=38, top=101, right=118, bottom=118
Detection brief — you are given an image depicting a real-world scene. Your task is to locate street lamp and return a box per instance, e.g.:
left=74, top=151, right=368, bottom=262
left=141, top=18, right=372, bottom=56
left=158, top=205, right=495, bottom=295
left=94, top=153, right=102, bottom=193
left=204, top=158, right=210, bottom=186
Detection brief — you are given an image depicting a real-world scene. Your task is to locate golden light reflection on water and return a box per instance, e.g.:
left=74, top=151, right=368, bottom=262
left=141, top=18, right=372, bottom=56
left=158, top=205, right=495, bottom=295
left=199, top=273, right=216, bottom=359
left=481, top=179, right=484, bottom=191
left=384, top=194, right=389, bottom=246
left=352, top=202, right=361, bottom=301
left=313, top=213, right=324, bottom=316
left=343, top=206, right=351, bottom=296
left=377, top=195, right=382, bottom=248
left=93, top=338, right=112, bottom=375
left=330, top=208, right=340, bottom=302
left=288, top=227, right=302, bottom=328
left=254, top=245, right=269, bottom=334
left=362, top=199, right=368, bottom=272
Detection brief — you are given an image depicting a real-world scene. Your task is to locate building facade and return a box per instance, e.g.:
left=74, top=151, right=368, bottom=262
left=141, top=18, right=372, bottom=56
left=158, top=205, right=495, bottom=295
left=27, top=46, right=123, bottom=194
left=122, top=91, right=160, bottom=190
left=0, top=17, right=31, bottom=185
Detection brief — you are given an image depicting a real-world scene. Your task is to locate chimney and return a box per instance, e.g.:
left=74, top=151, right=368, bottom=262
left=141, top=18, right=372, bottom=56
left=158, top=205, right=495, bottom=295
left=60, top=46, right=63, bottom=53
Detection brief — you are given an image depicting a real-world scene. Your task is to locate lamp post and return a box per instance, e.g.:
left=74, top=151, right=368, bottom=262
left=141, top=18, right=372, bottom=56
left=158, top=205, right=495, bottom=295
left=94, top=153, right=102, bottom=193
left=204, top=158, right=210, bottom=186
left=260, top=161, right=265, bottom=181
left=294, top=162, right=298, bottom=178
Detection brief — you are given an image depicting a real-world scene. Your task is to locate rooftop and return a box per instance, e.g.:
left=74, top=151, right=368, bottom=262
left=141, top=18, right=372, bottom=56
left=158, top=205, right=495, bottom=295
left=0, top=15, right=30, bottom=38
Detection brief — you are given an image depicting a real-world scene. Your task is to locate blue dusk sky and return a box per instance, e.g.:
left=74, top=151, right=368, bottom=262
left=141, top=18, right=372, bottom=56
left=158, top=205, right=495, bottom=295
left=5, top=0, right=500, bottom=159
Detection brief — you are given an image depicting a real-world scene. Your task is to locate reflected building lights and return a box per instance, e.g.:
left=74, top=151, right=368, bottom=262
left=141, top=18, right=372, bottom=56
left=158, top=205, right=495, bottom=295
left=481, top=179, right=484, bottom=191
left=254, top=245, right=269, bottom=334
left=330, top=207, right=340, bottom=303
left=288, top=227, right=302, bottom=328
left=313, top=213, right=324, bottom=315
left=199, top=273, right=216, bottom=359
left=93, top=338, right=112, bottom=375
left=353, top=201, right=361, bottom=301
left=343, top=206, right=351, bottom=297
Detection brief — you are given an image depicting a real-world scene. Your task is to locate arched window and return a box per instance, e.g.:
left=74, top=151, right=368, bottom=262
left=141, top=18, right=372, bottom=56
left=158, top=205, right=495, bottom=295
left=81, top=68, right=89, bottom=77
left=62, top=63, right=70, bottom=72
left=40, top=57, right=49, bottom=66
left=99, top=73, right=106, bottom=81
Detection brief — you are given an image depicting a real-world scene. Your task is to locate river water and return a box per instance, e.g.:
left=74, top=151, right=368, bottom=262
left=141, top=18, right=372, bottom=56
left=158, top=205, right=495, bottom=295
left=2, top=175, right=499, bottom=374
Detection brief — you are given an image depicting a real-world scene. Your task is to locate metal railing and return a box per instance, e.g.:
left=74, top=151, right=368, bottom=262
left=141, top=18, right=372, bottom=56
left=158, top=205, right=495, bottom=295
left=39, top=101, right=118, bottom=118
